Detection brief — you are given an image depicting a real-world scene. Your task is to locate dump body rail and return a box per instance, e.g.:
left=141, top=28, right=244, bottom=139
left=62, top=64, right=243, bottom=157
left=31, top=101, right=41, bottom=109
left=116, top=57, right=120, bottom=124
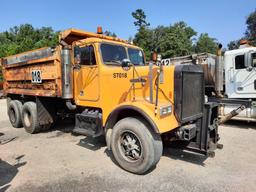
left=1, top=47, right=63, bottom=97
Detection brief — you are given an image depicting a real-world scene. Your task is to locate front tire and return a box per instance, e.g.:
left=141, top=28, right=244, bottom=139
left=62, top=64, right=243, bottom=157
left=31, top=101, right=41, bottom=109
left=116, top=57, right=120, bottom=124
left=111, top=117, right=163, bottom=174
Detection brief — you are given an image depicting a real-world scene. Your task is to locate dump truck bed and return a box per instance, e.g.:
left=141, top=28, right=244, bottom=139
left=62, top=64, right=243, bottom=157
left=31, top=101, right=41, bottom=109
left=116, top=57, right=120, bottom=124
left=1, top=47, right=63, bottom=97
left=0, top=64, right=3, bottom=90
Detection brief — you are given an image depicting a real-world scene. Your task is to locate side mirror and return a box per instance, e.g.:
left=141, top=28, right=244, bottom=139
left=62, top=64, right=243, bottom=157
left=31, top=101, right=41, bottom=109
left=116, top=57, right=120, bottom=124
left=121, top=59, right=132, bottom=68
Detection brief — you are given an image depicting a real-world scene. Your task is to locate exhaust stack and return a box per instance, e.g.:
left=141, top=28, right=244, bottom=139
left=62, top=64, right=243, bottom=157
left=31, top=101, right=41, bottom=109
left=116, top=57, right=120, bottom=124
left=61, top=47, right=73, bottom=99
left=215, top=44, right=223, bottom=97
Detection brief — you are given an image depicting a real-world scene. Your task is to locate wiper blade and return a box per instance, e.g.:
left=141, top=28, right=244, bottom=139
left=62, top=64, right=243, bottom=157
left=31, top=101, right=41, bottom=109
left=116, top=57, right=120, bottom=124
left=104, top=60, right=121, bottom=65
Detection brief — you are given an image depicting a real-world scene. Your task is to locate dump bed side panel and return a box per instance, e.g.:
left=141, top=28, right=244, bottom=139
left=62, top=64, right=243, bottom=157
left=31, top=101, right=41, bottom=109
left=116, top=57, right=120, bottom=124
left=0, top=64, right=3, bottom=90
left=2, top=47, right=63, bottom=97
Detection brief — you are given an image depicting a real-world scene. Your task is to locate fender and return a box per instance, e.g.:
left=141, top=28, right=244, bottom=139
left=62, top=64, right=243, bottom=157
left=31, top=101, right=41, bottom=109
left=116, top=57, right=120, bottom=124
left=104, top=101, right=179, bottom=134
left=105, top=104, right=159, bottom=133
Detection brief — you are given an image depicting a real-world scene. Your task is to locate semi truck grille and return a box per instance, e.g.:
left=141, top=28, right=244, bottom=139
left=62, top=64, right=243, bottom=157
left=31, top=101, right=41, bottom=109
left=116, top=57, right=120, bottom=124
left=174, top=64, right=204, bottom=123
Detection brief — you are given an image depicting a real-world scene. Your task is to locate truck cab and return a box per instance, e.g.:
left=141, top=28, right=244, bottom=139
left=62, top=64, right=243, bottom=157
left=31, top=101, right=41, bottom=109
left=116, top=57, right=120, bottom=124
left=224, top=47, right=256, bottom=99
left=161, top=42, right=256, bottom=122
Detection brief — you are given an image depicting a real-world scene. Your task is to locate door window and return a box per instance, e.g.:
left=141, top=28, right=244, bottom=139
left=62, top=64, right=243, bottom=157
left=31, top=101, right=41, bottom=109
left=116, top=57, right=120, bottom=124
left=252, top=52, right=256, bottom=67
left=235, top=54, right=245, bottom=69
left=79, top=45, right=96, bottom=65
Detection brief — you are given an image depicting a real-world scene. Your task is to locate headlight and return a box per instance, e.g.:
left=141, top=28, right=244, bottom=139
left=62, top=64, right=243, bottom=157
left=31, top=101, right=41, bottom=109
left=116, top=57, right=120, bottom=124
left=159, top=105, right=172, bottom=116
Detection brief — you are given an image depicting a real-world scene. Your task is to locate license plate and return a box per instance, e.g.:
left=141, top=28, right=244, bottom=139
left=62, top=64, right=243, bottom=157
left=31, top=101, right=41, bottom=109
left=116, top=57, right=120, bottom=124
left=31, top=70, right=42, bottom=83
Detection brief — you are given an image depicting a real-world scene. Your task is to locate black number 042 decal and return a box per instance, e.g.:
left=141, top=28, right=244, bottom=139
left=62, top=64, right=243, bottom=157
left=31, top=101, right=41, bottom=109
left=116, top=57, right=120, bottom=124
left=31, top=70, right=42, bottom=83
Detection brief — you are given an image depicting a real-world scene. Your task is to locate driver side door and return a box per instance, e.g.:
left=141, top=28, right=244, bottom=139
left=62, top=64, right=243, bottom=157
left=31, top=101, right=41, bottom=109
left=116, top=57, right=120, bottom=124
left=233, top=51, right=256, bottom=96
left=74, top=44, right=100, bottom=102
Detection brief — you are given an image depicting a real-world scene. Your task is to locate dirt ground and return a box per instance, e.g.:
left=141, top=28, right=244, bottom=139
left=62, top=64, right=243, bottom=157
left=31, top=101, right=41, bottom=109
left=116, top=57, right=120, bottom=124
left=0, top=99, right=256, bottom=192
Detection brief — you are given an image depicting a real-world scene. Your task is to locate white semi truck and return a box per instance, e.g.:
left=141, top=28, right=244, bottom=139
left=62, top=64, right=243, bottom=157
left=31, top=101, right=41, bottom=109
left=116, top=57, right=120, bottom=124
left=161, top=42, right=256, bottom=122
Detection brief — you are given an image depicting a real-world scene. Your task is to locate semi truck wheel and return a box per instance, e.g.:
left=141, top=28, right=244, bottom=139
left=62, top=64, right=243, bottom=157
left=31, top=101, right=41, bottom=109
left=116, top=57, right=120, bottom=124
left=22, top=102, right=41, bottom=134
left=111, top=117, right=163, bottom=174
left=8, top=100, right=23, bottom=128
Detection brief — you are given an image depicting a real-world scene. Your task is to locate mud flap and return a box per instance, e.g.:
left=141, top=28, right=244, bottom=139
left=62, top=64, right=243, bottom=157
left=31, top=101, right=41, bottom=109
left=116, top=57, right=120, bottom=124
left=36, top=97, right=56, bottom=126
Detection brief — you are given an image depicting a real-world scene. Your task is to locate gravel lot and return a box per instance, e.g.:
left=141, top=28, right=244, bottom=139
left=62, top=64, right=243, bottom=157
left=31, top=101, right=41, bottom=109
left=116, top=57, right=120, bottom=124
left=0, top=99, right=256, bottom=192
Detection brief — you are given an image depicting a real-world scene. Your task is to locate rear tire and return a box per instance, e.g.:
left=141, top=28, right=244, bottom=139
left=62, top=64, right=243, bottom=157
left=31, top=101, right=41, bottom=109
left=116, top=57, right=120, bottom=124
left=8, top=100, right=23, bottom=128
left=22, top=102, right=41, bottom=134
left=111, top=117, right=163, bottom=174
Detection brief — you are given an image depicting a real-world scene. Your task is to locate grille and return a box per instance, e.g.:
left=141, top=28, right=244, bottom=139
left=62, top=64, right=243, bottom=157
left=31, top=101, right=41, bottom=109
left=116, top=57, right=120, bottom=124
left=182, top=72, right=204, bottom=121
left=174, top=65, right=204, bottom=123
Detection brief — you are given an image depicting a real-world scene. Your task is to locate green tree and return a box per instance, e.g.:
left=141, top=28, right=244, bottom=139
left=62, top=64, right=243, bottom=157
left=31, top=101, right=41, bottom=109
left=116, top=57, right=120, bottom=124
left=133, top=27, right=153, bottom=59
left=245, top=9, right=256, bottom=46
left=133, top=22, right=197, bottom=59
left=132, top=9, right=150, bottom=28
left=153, top=22, right=197, bottom=58
left=194, top=33, right=217, bottom=54
left=132, top=9, right=152, bottom=58
left=0, top=24, right=59, bottom=58
left=132, top=9, right=197, bottom=59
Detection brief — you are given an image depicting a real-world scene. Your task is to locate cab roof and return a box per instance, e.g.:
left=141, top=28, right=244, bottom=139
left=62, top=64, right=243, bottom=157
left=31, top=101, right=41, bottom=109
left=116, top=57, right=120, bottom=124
left=225, top=46, right=256, bottom=56
left=59, top=28, right=130, bottom=45
left=73, top=37, right=142, bottom=50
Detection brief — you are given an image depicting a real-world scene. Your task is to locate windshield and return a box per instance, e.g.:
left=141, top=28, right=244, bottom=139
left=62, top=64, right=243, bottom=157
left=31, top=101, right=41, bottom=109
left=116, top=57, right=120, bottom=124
left=128, top=48, right=145, bottom=66
left=100, top=43, right=145, bottom=66
left=101, top=44, right=127, bottom=64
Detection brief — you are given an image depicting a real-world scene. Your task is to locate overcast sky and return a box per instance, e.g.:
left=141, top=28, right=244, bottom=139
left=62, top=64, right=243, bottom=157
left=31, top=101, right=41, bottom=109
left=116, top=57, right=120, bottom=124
left=0, top=0, right=255, bottom=47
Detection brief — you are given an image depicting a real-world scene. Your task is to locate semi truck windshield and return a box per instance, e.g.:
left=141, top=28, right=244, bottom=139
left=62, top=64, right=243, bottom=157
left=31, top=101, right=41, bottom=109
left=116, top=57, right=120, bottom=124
left=100, top=43, right=145, bottom=66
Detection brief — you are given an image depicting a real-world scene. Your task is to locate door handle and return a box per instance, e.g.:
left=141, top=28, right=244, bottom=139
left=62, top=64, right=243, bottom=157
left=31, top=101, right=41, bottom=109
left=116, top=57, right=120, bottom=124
left=228, top=68, right=234, bottom=82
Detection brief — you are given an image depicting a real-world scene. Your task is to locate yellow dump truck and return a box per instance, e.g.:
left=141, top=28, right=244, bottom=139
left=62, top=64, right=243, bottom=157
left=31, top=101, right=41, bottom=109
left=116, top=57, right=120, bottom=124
left=1, top=28, right=221, bottom=174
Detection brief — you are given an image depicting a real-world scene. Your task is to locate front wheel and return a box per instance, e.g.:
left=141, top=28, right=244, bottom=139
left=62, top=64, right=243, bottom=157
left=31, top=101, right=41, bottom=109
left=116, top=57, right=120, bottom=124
left=111, top=117, right=163, bottom=174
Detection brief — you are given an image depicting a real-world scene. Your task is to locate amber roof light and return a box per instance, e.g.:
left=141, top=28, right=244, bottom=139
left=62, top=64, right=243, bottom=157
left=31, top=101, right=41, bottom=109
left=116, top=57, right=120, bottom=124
left=97, top=26, right=103, bottom=34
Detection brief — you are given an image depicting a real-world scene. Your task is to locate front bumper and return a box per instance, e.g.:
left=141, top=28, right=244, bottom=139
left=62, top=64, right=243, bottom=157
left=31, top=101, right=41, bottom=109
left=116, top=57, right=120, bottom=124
left=185, top=102, right=221, bottom=156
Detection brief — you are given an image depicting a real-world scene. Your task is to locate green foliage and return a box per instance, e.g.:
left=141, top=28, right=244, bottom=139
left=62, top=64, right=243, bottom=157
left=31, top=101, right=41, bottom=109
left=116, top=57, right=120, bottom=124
left=0, top=24, right=59, bottom=58
left=194, top=33, right=217, bottom=54
left=132, top=9, right=150, bottom=28
left=245, top=9, right=256, bottom=46
left=133, top=21, right=197, bottom=59
left=133, top=27, right=154, bottom=59
left=131, top=7, right=226, bottom=59
left=153, top=22, right=197, bottom=58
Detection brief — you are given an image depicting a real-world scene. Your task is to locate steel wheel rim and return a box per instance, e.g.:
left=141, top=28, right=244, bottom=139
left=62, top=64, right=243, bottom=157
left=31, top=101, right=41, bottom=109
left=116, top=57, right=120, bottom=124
left=119, top=130, right=143, bottom=162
